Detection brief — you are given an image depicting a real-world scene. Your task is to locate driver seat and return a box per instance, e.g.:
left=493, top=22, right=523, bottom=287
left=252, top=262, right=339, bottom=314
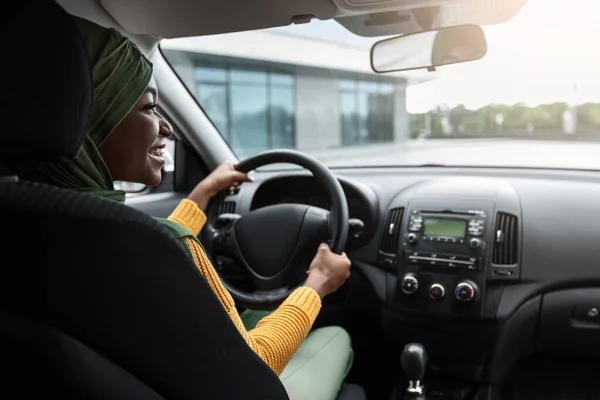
left=0, top=1, right=365, bottom=399
left=0, top=1, right=289, bottom=399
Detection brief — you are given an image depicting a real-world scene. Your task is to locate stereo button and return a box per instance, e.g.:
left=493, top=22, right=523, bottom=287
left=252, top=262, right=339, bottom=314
left=469, top=238, right=483, bottom=249
left=407, top=233, right=418, bottom=244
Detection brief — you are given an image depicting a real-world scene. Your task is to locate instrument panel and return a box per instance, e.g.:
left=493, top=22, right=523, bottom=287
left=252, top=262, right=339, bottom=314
left=249, top=174, right=380, bottom=249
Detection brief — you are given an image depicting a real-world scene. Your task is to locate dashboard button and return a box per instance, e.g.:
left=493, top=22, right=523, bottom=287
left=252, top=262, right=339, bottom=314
left=212, top=232, right=223, bottom=247
left=469, top=238, right=483, bottom=248
left=401, top=274, right=419, bottom=295
left=407, top=233, right=418, bottom=244
left=573, top=306, right=600, bottom=323
left=429, top=283, right=445, bottom=300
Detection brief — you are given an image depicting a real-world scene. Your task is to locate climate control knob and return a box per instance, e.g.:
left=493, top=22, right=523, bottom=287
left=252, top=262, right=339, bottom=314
left=401, top=274, right=419, bottom=295
left=429, top=283, right=445, bottom=300
left=406, top=233, right=418, bottom=244
left=455, top=281, right=477, bottom=302
left=469, top=238, right=482, bottom=249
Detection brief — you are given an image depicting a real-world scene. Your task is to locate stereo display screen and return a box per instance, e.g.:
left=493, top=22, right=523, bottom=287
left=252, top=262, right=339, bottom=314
left=423, top=219, right=466, bottom=237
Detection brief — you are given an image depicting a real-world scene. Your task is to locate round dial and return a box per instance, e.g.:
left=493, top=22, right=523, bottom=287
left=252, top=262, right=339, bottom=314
left=401, top=274, right=419, bottom=295
left=429, top=283, right=445, bottom=300
left=455, top=281, right=477, bottom=302
left=407, top=233, right=418, bottom=244
left=469, top=237, right=482, bottom=249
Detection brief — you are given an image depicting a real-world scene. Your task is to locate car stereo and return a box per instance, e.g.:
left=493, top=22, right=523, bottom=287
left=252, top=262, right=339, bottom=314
left=404, top=210, right=486, bottom=271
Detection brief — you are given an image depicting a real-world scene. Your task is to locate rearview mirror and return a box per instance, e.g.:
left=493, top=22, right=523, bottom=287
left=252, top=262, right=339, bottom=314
left=370, top=24, right=487, bottom=73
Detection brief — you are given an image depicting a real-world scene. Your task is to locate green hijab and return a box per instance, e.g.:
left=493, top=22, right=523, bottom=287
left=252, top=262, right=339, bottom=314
left=9, top=16, right=153, bottom=203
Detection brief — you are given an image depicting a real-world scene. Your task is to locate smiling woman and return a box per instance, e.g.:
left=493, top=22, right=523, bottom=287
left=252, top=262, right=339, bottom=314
left=7, top=12, right=355, bottom=399
left=100, top=77, right=175, bottom=189
left=115, top=126, right=176, bottom=194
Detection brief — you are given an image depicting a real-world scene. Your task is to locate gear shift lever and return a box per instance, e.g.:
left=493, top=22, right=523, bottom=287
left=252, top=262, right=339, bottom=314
left=401, top=342, right=428, bottom=396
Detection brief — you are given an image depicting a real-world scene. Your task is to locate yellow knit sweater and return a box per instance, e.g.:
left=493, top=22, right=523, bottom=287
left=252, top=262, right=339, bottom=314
left=168, top=199, right=322, bottom=375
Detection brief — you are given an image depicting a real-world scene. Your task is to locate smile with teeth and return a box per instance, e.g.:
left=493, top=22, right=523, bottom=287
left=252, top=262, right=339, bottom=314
left=149, top=148, right=164, bottom=157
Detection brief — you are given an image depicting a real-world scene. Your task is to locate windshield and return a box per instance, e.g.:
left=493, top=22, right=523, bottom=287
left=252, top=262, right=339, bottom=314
left=160, top=0, right=600, bottom=171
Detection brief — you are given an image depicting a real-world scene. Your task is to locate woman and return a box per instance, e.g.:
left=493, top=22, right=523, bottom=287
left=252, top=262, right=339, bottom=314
left=9, top=15, right=354, bottom=400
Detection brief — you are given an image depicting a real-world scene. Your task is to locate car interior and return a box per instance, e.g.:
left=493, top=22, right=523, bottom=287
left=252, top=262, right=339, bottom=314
left=2, top=0, right=600, bottom=399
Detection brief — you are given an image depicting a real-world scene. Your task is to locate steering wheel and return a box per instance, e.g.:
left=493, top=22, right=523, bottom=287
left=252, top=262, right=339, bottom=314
left=203, top=149, right=349, bottom=307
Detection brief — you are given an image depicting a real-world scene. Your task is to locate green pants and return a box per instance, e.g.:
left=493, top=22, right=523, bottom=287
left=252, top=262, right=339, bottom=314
left=241, top=309, right=354, bottom=400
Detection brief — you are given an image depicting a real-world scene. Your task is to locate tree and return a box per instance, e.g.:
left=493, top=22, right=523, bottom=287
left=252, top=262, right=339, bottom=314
left=410, top=101, right=600, bottom=136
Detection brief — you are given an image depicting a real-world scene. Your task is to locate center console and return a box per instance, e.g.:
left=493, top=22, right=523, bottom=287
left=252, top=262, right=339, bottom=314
left=371, top=178, right=524, bottom=396
left=394, top=200, right=493, bottom=317
left=377, top=178, right=522, bottom=384
left=377, top=177, right=521, bottom=323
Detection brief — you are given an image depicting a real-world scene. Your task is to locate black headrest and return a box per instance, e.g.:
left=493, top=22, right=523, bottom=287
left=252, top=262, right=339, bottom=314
left=0, top=0, right=93, bottom=161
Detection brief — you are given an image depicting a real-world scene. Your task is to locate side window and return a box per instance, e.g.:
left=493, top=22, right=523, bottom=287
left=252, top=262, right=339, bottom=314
left=114, top=117, right=177, bottom=197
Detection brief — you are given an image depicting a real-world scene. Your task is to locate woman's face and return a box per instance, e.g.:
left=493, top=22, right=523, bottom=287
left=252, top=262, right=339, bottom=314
left=100, top=77, right=173, bottom=187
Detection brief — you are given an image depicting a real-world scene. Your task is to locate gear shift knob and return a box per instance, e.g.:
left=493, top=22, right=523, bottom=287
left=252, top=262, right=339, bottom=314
left=401, top=342, right=428, bottom=395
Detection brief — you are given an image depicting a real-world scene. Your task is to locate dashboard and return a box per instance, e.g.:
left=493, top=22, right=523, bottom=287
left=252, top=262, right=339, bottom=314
left=209, top=166, right=600, bottom=386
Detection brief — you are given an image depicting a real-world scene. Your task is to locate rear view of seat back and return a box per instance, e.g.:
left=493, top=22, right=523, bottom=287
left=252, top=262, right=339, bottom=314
left=0, top=1, right=289, bottom=399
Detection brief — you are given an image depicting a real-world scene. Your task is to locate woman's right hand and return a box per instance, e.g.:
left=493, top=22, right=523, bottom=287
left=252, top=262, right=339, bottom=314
left=187, top=162, right=252, bottom=210
left=304, top=243, right=352, bottom=299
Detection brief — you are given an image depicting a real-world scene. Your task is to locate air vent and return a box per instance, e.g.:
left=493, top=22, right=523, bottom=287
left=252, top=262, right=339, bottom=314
left=218, top=200, right=236, bottom=215
left=492, top=212, right=518, bottom=265
left=380, top=207, right=404, bottom=255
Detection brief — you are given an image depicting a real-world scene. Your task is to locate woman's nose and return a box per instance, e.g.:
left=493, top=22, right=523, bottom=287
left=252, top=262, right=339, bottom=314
left=159, top=117, right=173, bottom=138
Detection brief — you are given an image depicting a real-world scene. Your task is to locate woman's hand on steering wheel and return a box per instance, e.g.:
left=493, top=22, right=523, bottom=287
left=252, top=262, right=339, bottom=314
left=305, top=243, right=351, bottom=299
left=188, top=162, right=253, bottom=210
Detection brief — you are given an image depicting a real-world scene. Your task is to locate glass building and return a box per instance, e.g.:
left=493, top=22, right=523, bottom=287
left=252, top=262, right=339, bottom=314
left=161, top=29, right=416, bottom=158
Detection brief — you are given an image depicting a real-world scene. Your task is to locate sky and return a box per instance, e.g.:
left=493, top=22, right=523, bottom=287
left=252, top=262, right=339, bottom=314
left=272, top=0, right=600, bottom=113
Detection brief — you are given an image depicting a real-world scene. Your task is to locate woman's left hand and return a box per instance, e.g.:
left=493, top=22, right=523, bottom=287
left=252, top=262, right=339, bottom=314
left=187, top=162, right=252, bottom=210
